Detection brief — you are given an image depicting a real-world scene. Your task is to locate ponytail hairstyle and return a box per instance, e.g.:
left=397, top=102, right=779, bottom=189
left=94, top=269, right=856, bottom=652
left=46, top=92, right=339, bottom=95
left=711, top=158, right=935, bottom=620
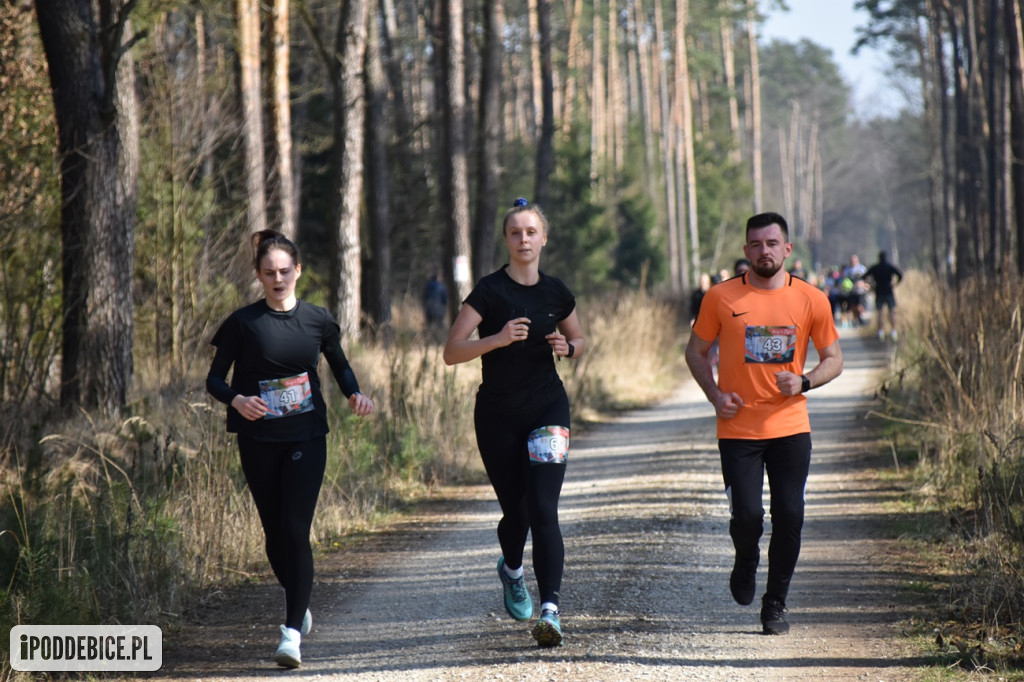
left=501, top=197, right=549, bottom=235
left=251, top=229, right=301, bottom=271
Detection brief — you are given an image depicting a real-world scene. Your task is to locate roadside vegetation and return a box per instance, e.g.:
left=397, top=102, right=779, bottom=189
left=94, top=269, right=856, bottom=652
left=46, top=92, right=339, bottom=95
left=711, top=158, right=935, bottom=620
left=0, top=290, right=685, bottom=675
left=875, top=269, right=1024, bottom=676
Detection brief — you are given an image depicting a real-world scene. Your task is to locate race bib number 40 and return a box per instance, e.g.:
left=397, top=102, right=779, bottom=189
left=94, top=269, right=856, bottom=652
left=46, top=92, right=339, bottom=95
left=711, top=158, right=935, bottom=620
left=744, top=325, right=797, bottom=364
left=258, top=372, right=314, bottom=419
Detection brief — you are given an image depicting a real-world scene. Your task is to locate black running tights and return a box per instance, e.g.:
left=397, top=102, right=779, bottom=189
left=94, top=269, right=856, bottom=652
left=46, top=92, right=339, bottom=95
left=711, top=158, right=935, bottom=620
left=474, top=393, right=569, bottom=607
left=719, top=433, right=811, bottom=604
left=237, top=434, right=327, bottom=631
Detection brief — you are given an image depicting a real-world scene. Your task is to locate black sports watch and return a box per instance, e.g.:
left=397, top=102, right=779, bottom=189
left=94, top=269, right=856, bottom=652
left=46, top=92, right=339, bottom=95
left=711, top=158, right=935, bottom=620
left=566, top=342, right=575, bottom=358
left=800, top=375, right=811, bottom=393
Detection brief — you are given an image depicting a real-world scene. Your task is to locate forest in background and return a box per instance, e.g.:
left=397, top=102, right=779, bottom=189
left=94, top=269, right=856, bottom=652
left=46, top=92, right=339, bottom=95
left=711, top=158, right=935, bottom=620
left=2, top=0, right=1024, bottom=672
left=8, top=0, right=1024, bottom=423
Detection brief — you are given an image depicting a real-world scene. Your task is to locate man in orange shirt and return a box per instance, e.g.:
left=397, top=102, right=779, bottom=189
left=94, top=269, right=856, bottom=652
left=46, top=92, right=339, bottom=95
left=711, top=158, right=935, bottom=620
left=685, top=212, right=843, bottom=635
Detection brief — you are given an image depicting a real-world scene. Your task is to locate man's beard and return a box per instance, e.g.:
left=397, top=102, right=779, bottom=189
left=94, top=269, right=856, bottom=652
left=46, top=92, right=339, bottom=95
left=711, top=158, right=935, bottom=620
left=752, top=258, right=783, bottom=278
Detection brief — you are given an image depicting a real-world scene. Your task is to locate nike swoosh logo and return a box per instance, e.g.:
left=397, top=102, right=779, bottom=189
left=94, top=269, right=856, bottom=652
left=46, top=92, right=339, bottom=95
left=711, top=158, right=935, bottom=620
left=731, top=311, right=748, bottom=317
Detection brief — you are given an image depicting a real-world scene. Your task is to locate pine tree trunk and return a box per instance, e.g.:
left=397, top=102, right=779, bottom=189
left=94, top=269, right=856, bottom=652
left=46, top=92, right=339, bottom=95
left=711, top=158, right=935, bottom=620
left=36, top=0, right=139, bottom=418
left=528, top=0, right=542, bottom=137
left=591, top=0, right=606, bottom=176
left=632, top=0, right=656, bottom=179
left=534, top=0, right=555, bottom=206
left=747, top=0, right=763, bottom=212
left=237, top=0, right=267, bottom=236
left=607, top=0, right=621, bottom=169
left=439, top=0, right=473, bottom=309
left=473, top=0, right=504, bottom=282
left=561, top=0, right=583, bottom=130
left=985, top=0, right=1005, bottom=273
left=722, top=17, right=740, bottom=165
left=654, top=0, right=680, bottom=293
left=329, top=0, right=369, bottom=342
left=270, top=0, right=295, bottom=239
left=366, top=0, right=393, bottom=338
left=674, top=0, right=697, bottom=288
left=1005, top=0, right=1024, bottom=274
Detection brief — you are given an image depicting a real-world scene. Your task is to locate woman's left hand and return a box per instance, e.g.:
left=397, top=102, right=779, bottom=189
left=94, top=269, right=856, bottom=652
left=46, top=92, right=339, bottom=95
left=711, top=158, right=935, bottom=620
left=546, top=332, right=572, bottom=358
left=349, top=392, right=375, bottom=417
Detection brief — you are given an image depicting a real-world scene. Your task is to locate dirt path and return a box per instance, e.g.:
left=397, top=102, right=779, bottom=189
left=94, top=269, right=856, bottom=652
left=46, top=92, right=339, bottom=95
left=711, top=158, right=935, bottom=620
left=149, top=328, right=935, bottom=681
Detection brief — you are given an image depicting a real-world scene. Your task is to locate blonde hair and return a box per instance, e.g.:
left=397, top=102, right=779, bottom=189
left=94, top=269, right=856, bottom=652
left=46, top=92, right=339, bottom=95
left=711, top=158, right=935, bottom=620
left=501, top=198, right=549, bottom=235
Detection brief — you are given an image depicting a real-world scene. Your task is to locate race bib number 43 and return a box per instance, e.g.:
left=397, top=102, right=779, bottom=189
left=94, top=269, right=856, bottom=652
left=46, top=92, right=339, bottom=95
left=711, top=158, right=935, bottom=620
left=744, top=325, right=797, bottom=364
left=258, top=372, right=314, bottom=419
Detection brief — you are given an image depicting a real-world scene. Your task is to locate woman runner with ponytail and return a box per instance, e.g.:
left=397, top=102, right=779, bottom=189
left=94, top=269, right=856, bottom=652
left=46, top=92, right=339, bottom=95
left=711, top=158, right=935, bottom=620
left=444, top=198, right=585, bottom=647
left=206, top=230, right=374, bottom=668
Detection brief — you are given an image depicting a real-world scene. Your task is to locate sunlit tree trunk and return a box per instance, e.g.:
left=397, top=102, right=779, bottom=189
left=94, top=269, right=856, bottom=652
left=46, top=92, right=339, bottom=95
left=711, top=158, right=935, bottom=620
left=561, top=0, right=583, bottom=130
left=632, top=0, right=656, bottom=179
left=528, top=0, right=542, bottom=137
left=608, top=0, right=622, bottom=169
left=238, top=0, right=266, bottom=236
left=654, top=0, right=680, bottom=292
left=329, top=0, right=369, bottom=342
left=674, top=0, right=697, bottom=288
left=930, top=0, right=956, bottom=279
left=747, top=0, right=762, bottom=211
left=35, top=0, right=139, bottom=417
left=591, top=0, right=606, bottom=177
left=270, top=0, right=295, bottom=239
left=722, top=17, right=740, bottom=165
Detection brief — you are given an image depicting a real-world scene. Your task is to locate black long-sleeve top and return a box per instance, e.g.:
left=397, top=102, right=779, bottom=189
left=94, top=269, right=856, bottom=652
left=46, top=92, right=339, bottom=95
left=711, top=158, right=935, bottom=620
left=206, top=299, right=361, bottom=442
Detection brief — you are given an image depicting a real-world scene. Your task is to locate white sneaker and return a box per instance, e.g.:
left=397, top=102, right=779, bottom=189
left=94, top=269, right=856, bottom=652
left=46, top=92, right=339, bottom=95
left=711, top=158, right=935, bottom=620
left=890, top=330, right=898, bottom=341
left=274, top=625, right=301, bottom=668
left=301, top=608, right=312, bottom=635
left=877, top=329, right=885, bottom=341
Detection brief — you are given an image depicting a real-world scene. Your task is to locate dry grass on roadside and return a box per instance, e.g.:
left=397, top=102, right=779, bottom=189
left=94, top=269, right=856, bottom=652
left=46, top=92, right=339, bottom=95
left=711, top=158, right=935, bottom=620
left=878, top=268, right=1024, bottom=661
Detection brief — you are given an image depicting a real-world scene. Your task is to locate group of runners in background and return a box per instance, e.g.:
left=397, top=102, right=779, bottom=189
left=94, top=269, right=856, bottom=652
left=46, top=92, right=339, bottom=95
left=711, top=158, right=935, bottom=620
left=692, top=250, right=905, bottom=342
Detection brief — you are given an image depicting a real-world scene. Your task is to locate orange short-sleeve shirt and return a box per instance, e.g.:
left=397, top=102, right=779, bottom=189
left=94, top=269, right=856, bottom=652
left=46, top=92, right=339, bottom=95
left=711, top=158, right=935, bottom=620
left=691, top=273, right=839, bottom=439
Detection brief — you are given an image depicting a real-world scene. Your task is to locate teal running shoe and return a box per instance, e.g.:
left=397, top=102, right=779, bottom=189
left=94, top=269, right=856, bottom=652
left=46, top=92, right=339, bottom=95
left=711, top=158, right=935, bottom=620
left=531, top=608, right=562, bottom=647
left=497, top=557, right=533, bottom=621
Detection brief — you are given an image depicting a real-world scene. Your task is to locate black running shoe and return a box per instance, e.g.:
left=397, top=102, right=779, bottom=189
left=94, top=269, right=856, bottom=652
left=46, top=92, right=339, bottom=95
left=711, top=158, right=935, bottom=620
left=760, top=596, right=789, bottom=635
left=729, top=556, right=758, bottom=605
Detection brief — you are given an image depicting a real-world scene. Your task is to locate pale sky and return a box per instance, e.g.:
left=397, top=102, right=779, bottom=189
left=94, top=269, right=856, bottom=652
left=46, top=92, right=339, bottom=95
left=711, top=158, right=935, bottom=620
left=759, top=0, right=903, bottom=116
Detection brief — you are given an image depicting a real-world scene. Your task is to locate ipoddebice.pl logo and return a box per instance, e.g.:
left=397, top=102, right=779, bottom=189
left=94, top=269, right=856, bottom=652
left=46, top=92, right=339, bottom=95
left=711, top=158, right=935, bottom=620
left=10, top=625, right=162, bottom=672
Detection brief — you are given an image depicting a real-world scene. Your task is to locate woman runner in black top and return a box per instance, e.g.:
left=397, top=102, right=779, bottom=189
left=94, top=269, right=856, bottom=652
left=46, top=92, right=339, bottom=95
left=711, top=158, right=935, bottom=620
left=206, top=230, right=374, bottom=668
left=443, top=198, right=585, bottom=647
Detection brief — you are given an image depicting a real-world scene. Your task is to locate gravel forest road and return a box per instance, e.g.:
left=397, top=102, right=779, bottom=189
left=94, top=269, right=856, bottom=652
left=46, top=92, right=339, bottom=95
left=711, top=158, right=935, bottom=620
left=149, top=328, right=936, bottom=681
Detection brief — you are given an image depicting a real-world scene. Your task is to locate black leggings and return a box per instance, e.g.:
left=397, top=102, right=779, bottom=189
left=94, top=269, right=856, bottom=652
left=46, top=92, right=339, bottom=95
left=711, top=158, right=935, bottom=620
left=237, top=434, right=327, bottom=631
left=474, top=393, right=570, bottom=607
left=719, top=433, right=811, bottom=603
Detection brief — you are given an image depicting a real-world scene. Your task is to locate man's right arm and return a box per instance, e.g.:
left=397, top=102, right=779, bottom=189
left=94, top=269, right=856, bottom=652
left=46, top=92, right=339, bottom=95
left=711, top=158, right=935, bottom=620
left=685, top=333, right=744, bottom=419
left=685, top=333, right=719, bottom=402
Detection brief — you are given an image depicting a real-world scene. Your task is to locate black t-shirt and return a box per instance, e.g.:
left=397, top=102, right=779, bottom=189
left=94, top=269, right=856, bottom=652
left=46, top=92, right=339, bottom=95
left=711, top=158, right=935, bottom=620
left=206, top=300, right=360, bottom=442
left=464, top=267, right=576, bottom=412
left=865, top=261, right=903, bottom=296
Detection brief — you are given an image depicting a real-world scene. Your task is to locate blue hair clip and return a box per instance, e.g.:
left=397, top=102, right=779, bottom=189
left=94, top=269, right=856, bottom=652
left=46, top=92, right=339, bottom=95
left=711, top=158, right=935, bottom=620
left=513, top=197, right=529, bottom=207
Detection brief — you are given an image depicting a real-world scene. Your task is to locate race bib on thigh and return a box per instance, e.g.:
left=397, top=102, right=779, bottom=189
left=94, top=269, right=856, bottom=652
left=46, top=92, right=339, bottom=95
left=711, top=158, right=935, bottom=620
left=528, top=425, right=569, bottom=465
left=744, top=325, right=797, bottom=364
left=258, top=372, right=314, bottom=419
